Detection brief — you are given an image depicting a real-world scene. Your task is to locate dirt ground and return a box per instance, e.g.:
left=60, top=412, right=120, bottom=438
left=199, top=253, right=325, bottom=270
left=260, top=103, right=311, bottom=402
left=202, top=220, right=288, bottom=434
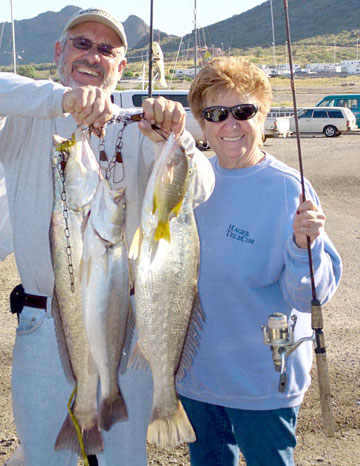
left=1, top=84, right=360, bottom=465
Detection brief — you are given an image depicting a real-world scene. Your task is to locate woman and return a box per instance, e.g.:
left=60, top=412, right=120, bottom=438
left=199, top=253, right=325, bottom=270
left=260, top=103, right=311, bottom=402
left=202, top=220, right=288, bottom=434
left=176, top=57, right=342, bottom=466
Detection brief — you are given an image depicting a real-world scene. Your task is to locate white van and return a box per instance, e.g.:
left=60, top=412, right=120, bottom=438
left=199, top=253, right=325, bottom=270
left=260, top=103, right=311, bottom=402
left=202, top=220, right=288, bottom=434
left=289, top=106, right=358, bottom=137
left=111, top=90, right=206, bottom=147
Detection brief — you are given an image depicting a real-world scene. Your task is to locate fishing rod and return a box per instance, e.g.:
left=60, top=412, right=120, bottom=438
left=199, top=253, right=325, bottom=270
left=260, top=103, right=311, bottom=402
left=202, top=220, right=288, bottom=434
left=262, top=0, right=335, bottom=439
left=148, top=0, right=154, bottom=98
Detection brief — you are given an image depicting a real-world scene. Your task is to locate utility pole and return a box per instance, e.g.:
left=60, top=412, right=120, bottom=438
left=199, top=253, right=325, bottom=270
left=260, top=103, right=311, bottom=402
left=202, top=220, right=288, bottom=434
left=10, top=0, right=16, bottom=73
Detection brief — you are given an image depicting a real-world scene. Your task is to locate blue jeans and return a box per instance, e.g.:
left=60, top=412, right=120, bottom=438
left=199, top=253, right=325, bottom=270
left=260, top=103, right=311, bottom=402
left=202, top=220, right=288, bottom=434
left=179, top=395, right=299, bottom=466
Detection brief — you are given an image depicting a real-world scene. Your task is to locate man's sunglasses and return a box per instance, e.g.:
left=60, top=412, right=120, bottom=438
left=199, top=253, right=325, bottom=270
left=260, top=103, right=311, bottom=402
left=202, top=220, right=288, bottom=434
left=202, top=104, right=258, bottom=123
left=67, top=37, right=121, bottom=58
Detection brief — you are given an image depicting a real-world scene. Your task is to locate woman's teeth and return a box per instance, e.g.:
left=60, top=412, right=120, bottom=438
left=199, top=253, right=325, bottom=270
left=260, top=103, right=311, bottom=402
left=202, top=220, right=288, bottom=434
left=222, top=136, right=243, bottom=142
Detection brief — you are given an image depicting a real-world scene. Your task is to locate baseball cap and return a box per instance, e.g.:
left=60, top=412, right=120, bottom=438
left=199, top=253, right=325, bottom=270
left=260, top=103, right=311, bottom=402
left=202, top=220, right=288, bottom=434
left=63, top=8, right=128, bottom=53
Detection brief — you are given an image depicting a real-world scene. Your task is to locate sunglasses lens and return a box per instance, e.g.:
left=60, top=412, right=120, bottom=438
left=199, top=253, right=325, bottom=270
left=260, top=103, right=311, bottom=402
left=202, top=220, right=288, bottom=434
left=72, top=37, right=92, bottom=51
left=232, top=104, right=258, bottom=120
left=98, top=44, right=116, bottom=57
left=203, top=104, right=258, bottom=123
left=70, top=37, right=117, bottom=57
left=203, top=107, right=229, bottom=122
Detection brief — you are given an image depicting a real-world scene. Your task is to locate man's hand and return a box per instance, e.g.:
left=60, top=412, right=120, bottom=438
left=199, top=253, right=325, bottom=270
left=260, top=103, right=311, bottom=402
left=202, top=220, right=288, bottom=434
left=293, top=195, right=326, bottom=248
left=62, top=86, right=114, bottom=131
left=138, top=96, right=186, bottom=142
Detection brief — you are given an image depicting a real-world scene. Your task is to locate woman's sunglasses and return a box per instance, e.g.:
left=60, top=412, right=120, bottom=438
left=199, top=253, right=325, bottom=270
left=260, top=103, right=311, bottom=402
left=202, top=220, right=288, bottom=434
left=67, top=37, right=121, bottom=58
left=202, top=104, right=258, bottom=123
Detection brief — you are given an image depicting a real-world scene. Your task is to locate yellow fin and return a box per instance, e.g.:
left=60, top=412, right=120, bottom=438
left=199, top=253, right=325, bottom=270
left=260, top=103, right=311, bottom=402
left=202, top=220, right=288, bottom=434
left=172, top=198, right=183, bottom=217
left=129, top=227, right=142, bottom=260
left=154, top=221, right=170, bottom=242
left=152, top=193, right=158, bottom=215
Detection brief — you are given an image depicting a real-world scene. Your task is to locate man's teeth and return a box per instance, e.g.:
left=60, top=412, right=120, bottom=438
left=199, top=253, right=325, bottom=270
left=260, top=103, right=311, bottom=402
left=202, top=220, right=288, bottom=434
left=77, top=66, right=101, bottom=77
left=222, top=136, right=243, bottom=142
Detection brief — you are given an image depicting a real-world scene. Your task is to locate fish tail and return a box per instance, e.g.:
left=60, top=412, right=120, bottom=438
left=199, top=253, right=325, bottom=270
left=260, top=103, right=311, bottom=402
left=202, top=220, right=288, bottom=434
left=55, top=414, right=104, bottom=455
left=147, top=400, right=196, bottom=449
left=154, top=220, right=171, bottom=242
left=99, top=391, right=128, bottom=431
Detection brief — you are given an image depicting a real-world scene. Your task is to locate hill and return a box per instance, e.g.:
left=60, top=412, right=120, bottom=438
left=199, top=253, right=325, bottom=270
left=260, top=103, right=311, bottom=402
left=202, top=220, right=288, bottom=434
left=0, top=0, right=360, bottom=66
left=0, top=5, right=173, bottom=66
left=155, top=0, right=360, bottom=55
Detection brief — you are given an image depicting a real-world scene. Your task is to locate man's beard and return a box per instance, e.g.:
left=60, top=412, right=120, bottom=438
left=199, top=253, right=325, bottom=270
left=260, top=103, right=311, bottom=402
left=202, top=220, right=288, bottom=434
left=58, top=55, right=118, bottom=94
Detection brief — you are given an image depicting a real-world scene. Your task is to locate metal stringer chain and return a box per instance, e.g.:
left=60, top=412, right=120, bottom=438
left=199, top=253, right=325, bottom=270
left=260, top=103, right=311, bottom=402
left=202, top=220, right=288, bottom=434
left=96, top=112, right=145, bottom=183
left=56, top=153, right=75, bottom=293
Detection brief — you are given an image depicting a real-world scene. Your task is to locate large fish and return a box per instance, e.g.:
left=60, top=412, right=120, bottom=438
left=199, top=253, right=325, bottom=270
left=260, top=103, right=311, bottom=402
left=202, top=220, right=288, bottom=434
left=130, top=133, right=203, bottom=449
left=50, top=128, right=103, bottom=455
left=152, top=41, right=167, bottom=88
left=81, top=178, right=134, bottom=432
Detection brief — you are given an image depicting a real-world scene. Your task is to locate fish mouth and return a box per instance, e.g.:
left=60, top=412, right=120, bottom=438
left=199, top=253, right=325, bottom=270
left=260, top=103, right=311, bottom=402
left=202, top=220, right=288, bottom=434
left=222, top=135, right=244, bottom=142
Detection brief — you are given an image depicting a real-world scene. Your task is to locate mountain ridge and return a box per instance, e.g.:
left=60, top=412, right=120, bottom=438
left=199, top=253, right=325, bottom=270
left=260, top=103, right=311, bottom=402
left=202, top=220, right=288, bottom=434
left=0, top=1, right=359, bottom=66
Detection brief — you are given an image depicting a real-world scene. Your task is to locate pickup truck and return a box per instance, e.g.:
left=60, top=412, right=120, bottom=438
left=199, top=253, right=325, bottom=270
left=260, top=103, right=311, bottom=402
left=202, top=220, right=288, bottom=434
left=264, top=109, right=292, bottom=138
left=111, top=89, right=207, bottom=147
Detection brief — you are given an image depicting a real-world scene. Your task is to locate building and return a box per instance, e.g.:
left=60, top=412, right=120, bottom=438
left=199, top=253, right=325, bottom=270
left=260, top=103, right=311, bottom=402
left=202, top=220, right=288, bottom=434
left=340, top=60, right=360, bottom=74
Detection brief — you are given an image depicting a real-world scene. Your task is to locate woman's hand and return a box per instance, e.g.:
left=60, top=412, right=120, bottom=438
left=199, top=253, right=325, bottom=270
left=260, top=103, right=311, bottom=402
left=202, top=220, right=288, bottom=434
left=293, top=195, right=326, bottom=248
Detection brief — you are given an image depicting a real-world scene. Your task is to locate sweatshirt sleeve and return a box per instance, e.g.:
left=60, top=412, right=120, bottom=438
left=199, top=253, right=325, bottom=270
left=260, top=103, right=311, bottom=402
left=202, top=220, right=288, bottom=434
left=279, top=231, right=342, bottom=313
left=151, top=129, right=215, bottom=208
left=0, top=72, right=68, bottom=119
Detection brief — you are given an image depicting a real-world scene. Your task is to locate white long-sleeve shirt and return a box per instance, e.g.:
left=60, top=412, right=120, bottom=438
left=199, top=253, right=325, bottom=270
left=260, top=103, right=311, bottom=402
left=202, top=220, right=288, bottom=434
left=0, top=72, right=214, bottom=296
left=0, top=162, right=13, bottom=260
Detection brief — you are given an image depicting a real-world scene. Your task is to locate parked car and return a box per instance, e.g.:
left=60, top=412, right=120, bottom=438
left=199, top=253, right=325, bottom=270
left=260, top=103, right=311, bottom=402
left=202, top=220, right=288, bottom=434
left=289, top=106, right=358, bottom=137
left=111, top=89, right=208, bottom=148
left=315, top=94, right=360, bottom=126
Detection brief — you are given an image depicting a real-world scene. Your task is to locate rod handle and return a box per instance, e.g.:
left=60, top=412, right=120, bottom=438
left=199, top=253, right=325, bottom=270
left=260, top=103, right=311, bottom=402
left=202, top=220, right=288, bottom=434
left=315, top=348, right=335, bottom=437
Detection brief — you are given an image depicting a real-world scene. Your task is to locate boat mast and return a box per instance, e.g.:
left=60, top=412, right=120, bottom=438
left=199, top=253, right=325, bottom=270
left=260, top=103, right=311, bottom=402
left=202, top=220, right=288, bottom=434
left=270, top=0, right=277, bottom=68
left=10, top=0, right=16, bottom=73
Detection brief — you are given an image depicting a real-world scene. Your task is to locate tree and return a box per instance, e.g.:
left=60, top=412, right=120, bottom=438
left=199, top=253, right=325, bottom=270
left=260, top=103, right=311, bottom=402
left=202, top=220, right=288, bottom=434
left=18, top=65, right=37, bottom=79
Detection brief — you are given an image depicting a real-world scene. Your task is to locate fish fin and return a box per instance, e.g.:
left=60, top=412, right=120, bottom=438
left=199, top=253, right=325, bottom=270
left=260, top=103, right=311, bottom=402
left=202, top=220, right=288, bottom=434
left=176, top=293, right=205, bottom=381
left=99, top=391, right=128, bottom=431
left=149, top=235, right=160, bottom=264
left=152, top=193, right=158, bottom=215
left=51, top=294, right=75, bottom=384
left=129, top=227, right=142, bottom=260
left=128, top=341, right=150, bottom=370
left=119, top=299, right=136, bottom=374
left=172, top=198, right=183, bottom=217
left=128, top=257, right=135, bottom=291
left=147, top=400, right=196, bottom=449
left=55, top=413, right=104, bottom=455
left=154, top=221, right=170, bottom=242
left=88, top=350, right=98, bottom=376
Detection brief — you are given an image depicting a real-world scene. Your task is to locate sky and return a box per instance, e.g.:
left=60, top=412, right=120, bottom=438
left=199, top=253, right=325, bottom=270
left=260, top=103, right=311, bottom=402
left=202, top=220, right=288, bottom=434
left=0, top=0, right=266, bottom=37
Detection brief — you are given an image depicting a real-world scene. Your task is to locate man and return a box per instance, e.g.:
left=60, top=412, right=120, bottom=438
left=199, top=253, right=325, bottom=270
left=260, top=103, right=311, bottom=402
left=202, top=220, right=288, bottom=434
left=0, top=8, right=214, bottom=466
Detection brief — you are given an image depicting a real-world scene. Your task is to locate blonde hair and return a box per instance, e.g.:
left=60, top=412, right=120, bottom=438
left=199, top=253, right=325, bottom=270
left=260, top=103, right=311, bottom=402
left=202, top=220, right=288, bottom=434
left=189, top=56, right=272, bottom=128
